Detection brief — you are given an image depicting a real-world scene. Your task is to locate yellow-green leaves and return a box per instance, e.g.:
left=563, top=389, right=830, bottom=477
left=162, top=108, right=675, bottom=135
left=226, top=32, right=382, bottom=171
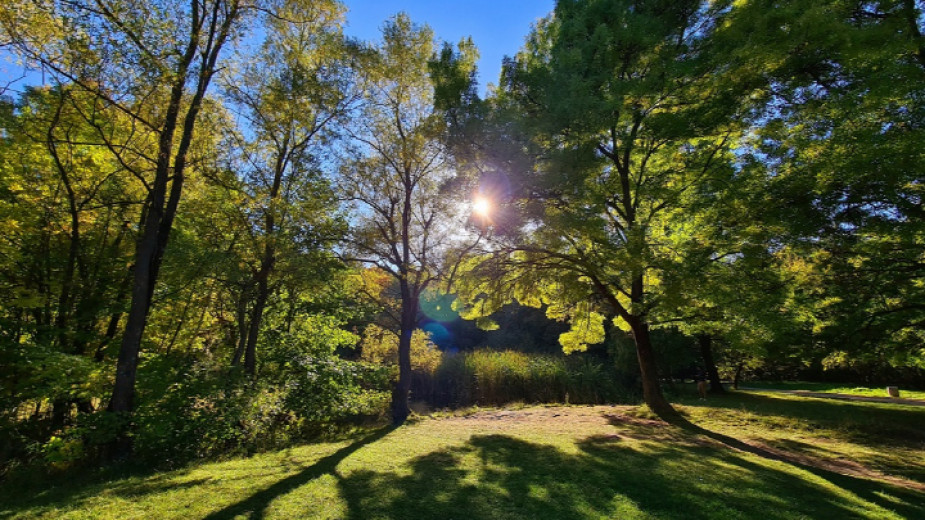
left=559, top=308, right=605, bottom=354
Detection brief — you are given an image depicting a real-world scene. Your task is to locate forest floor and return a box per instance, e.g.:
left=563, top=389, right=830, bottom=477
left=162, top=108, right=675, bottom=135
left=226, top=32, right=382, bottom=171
left=2, top=389, right=924, bottom=519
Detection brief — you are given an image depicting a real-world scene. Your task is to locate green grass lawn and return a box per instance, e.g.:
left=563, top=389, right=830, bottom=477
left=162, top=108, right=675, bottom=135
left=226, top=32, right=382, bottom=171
left=743, top=381, right=925, bottom=400
left=2, top=391, right=924, bottom=519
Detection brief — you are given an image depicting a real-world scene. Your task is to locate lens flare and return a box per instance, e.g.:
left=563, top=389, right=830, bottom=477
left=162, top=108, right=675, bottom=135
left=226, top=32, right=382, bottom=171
left=472, top=196, right=491, bottom=217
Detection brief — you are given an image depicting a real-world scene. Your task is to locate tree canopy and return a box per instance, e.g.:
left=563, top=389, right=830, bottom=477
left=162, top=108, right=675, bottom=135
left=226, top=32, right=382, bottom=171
left=0, top=0, right=922, bottom=465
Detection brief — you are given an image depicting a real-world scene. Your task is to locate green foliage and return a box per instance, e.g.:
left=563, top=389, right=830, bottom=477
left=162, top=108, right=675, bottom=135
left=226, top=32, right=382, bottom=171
left=424, top=350, right=637, bottom=407
left=282, top=356, right=390, bottom=424
left=129, top=357, right=389, bottom=466
left=37, top=435, right=85, bottom=469
left=360, top=324, right=443, bottom=374
left=715, top=0, right=925, bottom=366
left=1, top=0, right=924, bottom=472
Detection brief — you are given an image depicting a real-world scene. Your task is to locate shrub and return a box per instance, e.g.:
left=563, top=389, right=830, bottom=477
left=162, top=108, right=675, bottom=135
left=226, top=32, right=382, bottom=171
left=127, top=356, right=390, bottom=466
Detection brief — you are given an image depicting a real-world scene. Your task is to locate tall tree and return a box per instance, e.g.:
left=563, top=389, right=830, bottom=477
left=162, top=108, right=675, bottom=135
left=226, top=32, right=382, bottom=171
left=719, top=0, right=925, bottom=368
left=221, top=0, right=353, bottom=377
left=451, top=0, right=745, bottom=419
left=0, top=0, right=249, bottom=447
left=340, top=14, right=475, bottom=424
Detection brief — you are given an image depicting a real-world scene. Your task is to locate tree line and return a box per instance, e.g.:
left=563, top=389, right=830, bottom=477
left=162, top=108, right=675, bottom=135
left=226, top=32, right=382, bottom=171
left=0, top=0, right=922, bottom=465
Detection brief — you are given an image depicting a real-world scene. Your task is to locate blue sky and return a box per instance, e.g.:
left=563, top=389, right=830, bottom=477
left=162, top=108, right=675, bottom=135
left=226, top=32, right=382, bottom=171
left=342, top=0, right=554, bottom=93
left=0, top=1, right=553, bottom=97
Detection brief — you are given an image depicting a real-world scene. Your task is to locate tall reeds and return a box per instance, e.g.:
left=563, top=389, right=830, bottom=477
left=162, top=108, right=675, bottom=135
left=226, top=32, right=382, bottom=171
left=414, top=350, right=636, bottom=407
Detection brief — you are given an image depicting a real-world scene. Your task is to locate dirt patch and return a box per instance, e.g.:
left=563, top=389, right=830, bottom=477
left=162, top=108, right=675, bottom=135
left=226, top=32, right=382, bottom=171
left=440, top=405, right=633, bottom=426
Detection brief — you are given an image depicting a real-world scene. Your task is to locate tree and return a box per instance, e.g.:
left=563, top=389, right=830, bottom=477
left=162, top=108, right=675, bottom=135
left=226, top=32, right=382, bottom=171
left=1, top=0, right=253, bottom=453
left=451, top=0, right=746, bottom=419
left=220, top=0, right=353, bottom=377
left=339, top=14, right=476, bottom=424
left=0, top=86, right=139, bottom=431
left=718, top=0, right=925, bottom=370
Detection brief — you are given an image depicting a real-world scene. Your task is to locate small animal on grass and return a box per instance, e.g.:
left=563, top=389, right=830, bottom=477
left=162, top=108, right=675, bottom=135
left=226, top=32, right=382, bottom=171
left=697, top=380, right=708, bottom=400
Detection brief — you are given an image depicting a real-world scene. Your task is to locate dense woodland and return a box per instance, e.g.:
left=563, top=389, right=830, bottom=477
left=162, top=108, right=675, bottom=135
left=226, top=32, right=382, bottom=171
left=0, top=0, right=922, bottom=469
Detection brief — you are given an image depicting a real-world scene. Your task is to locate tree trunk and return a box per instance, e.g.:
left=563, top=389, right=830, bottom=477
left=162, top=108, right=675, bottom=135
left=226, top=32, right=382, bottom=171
left=96, top=266, right=131, bottom=362
left=242, top=137, right=286, bottom=377
left=243, top=271, right=270, bottom=377
left=50, top=399, right=70, bottom=432
left=627, top=317, right=679, bottom=420
left=48, top=95, right=82, bottom=353
left=109, top=220, right=159, bottom=414
left=733, top=362, right=744, bottom=390
left=392, top=291, right=416, bottom=425
left=592, top=272, right=679, bottom=421
left=698, top=334, right=725, bottom=395
left=231, top=292, right=249, bottom=367
left=107, top=0, right=238, bottom=435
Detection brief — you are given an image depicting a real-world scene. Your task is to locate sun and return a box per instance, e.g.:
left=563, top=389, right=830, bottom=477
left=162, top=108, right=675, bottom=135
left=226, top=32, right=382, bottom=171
left=472, top=196, right=492, bottom=218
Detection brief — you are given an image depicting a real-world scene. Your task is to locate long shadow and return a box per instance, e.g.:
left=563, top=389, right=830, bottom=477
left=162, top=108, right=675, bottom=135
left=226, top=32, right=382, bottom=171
left=692, top=425, right=925, bottom=519
left=677, top=391, right=925, bottom=447
left=202, top=427, right=394, bottom=520
left=652, top=413, right=925, bottom=519
left=338, top=432, right=924, bottom=519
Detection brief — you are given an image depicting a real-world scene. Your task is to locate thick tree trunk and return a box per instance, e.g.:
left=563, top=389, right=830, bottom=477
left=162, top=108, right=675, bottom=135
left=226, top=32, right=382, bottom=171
left=107, top=0, right=237, bottom=431
left=391, top=292, right=416, bottom=425
left=591, top=272, right=679, bottom=421
left=627, top=317, right=679, bottom=420
left=698, top=334, right=725, bottom=394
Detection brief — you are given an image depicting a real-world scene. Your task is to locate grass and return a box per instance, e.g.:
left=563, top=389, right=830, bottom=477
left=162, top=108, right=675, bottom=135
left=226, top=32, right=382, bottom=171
left=2, top=390, right=924, bottom=519
left=743, top=381, right=925, bottom=400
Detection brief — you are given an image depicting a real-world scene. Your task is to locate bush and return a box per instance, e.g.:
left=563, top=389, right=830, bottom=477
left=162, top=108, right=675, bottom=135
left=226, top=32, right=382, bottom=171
left=126, top=356, right=390, bottom=466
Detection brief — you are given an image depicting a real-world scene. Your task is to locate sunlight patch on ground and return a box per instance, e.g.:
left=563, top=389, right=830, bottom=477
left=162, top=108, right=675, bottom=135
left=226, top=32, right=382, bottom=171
left=3, top=398, right=924, bottom=519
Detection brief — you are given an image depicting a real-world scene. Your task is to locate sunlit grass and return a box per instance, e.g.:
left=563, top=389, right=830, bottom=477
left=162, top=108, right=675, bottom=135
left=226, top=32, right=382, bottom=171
left=2, top=393, right=924, bottom=519
left=743, top=381, right=925, bottom=400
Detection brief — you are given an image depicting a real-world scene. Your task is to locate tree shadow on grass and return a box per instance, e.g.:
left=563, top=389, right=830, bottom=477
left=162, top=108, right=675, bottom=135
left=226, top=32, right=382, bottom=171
left=679, top=391, right=925, bottom=446
left=337, top=430, right=924, bottom=520
left=683, top=423, right=925, bottom=519
left=200, top=426, right=395, bottom=520
left=0, top=458, right=203, bottom=516
left=5, top=403, right=921, bottom=520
